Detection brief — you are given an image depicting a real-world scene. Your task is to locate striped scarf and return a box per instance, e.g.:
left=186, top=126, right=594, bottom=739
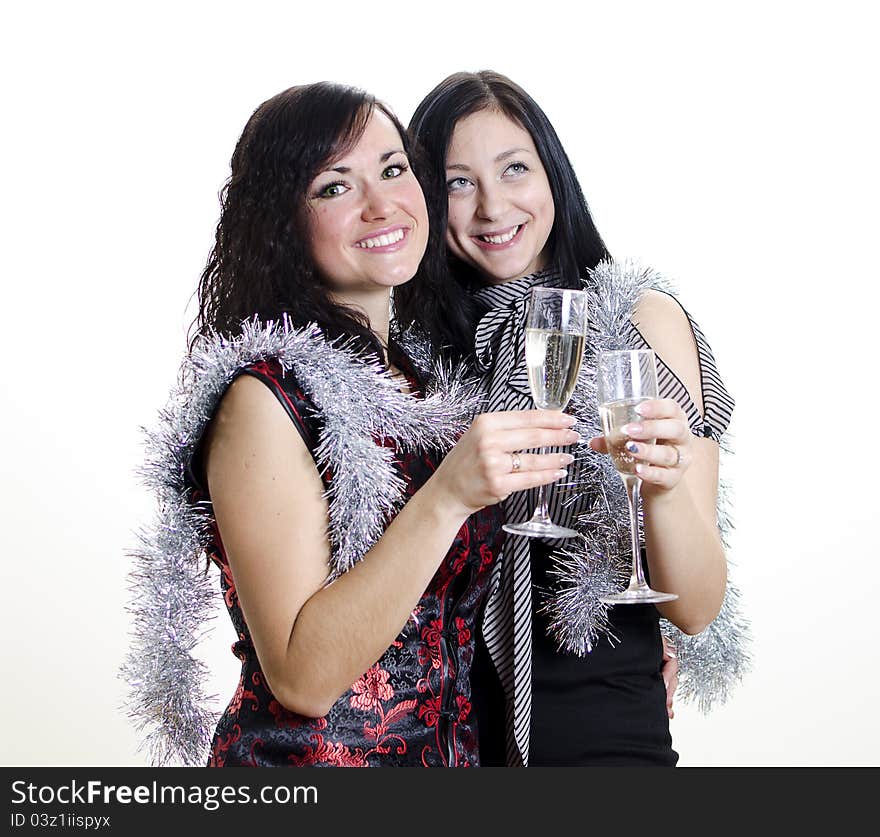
left=472, top=268, right=571, bottom=766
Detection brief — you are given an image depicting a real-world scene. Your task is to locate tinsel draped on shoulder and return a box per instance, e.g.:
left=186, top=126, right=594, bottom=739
left=120, top=318, right=484, bottom=766
left=543, top=259, right=751, bottom=712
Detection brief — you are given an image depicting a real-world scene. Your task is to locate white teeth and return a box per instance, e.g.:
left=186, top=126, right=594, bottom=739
left=479, top=225, right=520, bottom=244
left=356, top=228, right=406, bottom=249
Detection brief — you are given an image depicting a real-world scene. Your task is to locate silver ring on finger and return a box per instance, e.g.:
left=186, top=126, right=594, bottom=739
left=510, top=452, right=522, bottom=473
left=670, top=445, right=682, bottom=467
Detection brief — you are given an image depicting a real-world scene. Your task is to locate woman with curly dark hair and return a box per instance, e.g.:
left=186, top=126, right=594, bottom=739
left=130, top=81, right=581, bottom=767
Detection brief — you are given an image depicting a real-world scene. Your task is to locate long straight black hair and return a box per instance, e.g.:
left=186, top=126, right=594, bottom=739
left=192, top=82, right=474, bottom=360
left=407, top=70, right=610, bottom=296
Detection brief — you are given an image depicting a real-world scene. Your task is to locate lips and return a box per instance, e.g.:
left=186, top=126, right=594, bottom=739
left=471, top=223, right=525, bottom=250
left=354, top=225, right=409, bottom=251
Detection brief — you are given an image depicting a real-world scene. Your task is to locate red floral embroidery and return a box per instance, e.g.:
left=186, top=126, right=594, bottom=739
left=288, top=735, right=368, bottom=767
left=455, top=616, right=471, bottom=647
left=350, top=664, right=394, bottom=712
left=228, top=675, right=258, bottom=717
left=450, top=546, right=469, bottom=575
left=418, top=696, right=442, bottom=728
left=421, top=619, right=442, bottom=647
left=208, top=723, right=242, bottom=767
left=478, top=542, right=495, bottom=572
left=417, top=643, right=441, bottom=671
left=221, top=562, right=237, bottom=609
left=456, top=695, right=471, bottom=723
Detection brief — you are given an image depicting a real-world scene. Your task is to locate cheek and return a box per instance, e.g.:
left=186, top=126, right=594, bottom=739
left=445, top=203, right=469, bottom=245
left=530, top=184, right=555, bottom=239
left=406, top=185, right=429, bottom=246
left=307, top=207, right=348, bottom=268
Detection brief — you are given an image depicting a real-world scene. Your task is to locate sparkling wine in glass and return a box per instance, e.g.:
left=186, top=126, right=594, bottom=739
left=503, top=286, right=588, bottom=540
left=597, top=349, right=678, bottom=604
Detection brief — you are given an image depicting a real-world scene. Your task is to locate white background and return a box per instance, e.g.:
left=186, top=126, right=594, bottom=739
left=2, top=0, right=877, bottom=766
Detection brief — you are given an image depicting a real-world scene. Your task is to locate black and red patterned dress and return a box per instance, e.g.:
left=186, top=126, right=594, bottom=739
left=191, top=356, right=505, bottom=767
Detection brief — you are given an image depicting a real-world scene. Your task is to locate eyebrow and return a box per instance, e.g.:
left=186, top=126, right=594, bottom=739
left=446, top=147, right=534, bottom=172
left=325, top=148, right=406, bottom=174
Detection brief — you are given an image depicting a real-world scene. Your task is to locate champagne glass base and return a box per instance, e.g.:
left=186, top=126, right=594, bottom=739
left=600, top=587, right=678, bottom=605
left=503, top=521, right=580, bottom=539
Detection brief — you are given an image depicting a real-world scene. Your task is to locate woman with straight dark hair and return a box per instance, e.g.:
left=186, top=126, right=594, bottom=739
left=406, top=71, right=747, bottom=766
left=124, top=81, right=579, bottom=767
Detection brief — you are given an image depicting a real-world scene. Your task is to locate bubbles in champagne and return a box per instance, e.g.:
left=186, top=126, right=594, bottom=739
left=525, top=328, right=585, bottom=410
left=599, top=397, right=656, bottom=475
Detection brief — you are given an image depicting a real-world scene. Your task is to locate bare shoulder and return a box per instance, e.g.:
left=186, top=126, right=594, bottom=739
left=205, top=373, right=301, bottom=462
left=632, top=289, right=704, bottom=415
left=212, top=373, right=287, bottom=432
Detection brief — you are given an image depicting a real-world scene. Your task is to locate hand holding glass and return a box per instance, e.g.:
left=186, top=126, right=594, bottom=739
left=597, top=349, right=678, bottom=604
left=502, top=286, right=588, bottom=539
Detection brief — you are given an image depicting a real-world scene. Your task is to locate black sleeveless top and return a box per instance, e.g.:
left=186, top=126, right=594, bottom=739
left=191, top=356, right=506, bottom=767
left=473, top=540, right=676, bottom=766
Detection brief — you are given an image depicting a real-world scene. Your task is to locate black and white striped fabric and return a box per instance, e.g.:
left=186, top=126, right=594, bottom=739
left=471, top=268, right=734, bottom=766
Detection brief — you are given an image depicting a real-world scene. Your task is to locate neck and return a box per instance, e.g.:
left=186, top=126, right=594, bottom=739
left=330, top=287, right=392, bottom=361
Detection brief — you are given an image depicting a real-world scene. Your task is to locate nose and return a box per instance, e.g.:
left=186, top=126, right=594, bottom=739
left=475, top=181, right=508, bottom=222
left=360, top=181, right=394, bottom=222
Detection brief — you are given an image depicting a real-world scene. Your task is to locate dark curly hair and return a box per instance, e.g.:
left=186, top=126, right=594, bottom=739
left=407, top=70, right=610, bottom=296
left=191, top=81, right=476, bottom=361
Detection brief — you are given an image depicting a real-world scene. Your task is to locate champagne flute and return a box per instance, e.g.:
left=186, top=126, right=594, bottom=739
left=597, top=349, right=678, bottom=604
left=503, top=286, right=588, bottom=539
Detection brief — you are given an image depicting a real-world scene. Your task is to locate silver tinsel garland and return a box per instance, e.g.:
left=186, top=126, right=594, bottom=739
left=542, top=259, right=751, bottom=710
left=121, top=318, right=483, bottom=766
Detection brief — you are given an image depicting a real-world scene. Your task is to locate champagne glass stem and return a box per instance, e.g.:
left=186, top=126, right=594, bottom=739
left=530, top=447, right=552, bottom=525
left=622, top=474, right=647, bottom=591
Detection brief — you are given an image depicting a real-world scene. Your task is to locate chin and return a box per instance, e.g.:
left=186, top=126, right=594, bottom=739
left=478, top=257, right=535, bottom=284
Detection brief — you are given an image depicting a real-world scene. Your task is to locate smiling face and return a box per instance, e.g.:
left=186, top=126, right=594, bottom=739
left=305, top=108, right=429, bottom=305
left=444, top=109, right=555, bottom=285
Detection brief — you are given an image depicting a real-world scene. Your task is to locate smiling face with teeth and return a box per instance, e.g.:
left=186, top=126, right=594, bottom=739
left=444, top=109, right=555, bottom=285
left=305, top=108, right=429, bottom=314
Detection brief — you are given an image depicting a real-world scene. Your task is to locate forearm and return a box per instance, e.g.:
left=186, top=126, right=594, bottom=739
left=278, top=481, right=469, bottom=715
left=642, top=482, right=727, bottom=634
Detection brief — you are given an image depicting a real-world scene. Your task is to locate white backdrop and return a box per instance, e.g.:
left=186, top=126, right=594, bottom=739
left=2, top=0, right=877, bottom=766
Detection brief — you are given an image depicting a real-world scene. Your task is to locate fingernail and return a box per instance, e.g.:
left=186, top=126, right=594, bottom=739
left=556, top=469, right=568, bottom=478
left=625, top=442, right=639, bottom=454
left=636, top=464, right=647, bottom=475
left=566, top=430, right=581, bottom=442
left=635, top=402, right=650, bottom=416
left=663, top=678, right=669, bottom=690
left=561, top=453, right=575, bottom=465
left=563, top=414, right=577, bottom=426
left=666, top=648, right=677, bottom=659
left=622, top=423, right=642, bottom=436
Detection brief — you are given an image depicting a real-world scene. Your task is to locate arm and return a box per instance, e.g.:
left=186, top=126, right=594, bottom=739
left=205, top=375, right=579, bottom=716
left=590, top=290, right=727, bottom=633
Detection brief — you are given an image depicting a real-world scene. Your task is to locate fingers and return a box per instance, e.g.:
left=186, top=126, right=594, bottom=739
left=500, top=466, right=570, bottom=499
left=474, top=409, right=577, bottom=432
left=491, top=427, right=581, bottom=453
left=623, top=440, right=685, bottom=469
left=513, top=451, right=576, bottom=472
left=661, top=637, right=679, bottom=719
left=588, top=436, right=608, bottom=453
left=634, top=462, right=680, bottom=487
left=663, top=663, right=679, bottom=719
left=634, top=398, right=685, bottom=420
left=621, top=418, right=690, bottom=444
